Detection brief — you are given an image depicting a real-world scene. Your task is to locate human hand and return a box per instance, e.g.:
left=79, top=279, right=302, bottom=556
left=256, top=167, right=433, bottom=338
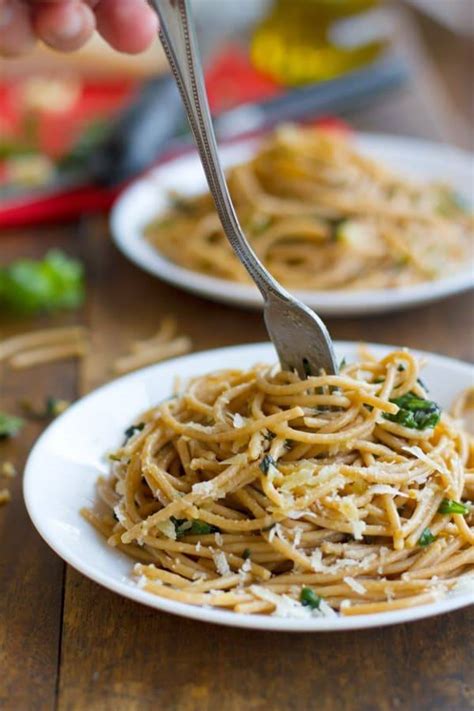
left=0, top=0, right=159, bottom=56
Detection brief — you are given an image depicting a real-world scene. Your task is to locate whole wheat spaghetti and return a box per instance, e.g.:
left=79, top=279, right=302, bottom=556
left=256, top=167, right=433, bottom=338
left=84, top=349, right=474, bottom=617
left=145, top=126, right=473, bottom=291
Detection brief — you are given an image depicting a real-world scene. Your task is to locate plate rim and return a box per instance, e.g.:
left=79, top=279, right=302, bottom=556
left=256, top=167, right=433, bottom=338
left=23, top=340, right=474, bottom=631
left=110, top=131, right=474, bottom=315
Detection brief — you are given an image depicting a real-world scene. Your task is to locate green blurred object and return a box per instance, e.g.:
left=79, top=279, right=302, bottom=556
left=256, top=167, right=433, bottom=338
left=58, top=119, right=110, bottom=174
left=0, top=250, right=85, bottom=313
left=251, top=0, right=385, bottom=85
left=0, top=412, right=24, bottom=439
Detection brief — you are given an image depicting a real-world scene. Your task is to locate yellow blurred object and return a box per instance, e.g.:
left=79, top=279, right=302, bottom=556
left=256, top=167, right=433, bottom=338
left=251, top=0, right=385, bottom=85
left=18, top=76, right=81, bottom=114
left=5, top=154, right=55, bottom=188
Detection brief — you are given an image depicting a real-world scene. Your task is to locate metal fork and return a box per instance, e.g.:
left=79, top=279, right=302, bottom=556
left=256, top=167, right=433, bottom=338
left=151, top=0, right=338, bottom=377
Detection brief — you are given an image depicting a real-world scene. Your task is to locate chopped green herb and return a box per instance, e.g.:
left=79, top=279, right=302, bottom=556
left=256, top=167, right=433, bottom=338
left=418, top=528, right=437, bottom=547
left=0, top=250, right=84, bottom=313
left=384, top=392, right=440, bottom=430
left=108, top=453, right=121, bottom=462
left=300, top=586, right=322, bottom=609
left=124, top=422, right=145, bottom=440
left=171, top=517, right=220, bottom=538
left=259, top=454, right=276, bottom=475
left=339, top=357, right=347, bottom=371
left=302, top=358, right=312, bottom=377
left=438, top=499, right=470, bottom=516
left=0, top=412, right=24, bottom=439
left=242, top=548, right=251, bottom=560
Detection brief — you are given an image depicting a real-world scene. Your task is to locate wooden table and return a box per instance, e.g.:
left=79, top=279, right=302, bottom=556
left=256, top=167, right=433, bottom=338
left=1, top=8, right=473, bottom=711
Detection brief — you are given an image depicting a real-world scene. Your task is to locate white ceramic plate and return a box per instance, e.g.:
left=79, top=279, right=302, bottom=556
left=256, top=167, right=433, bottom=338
left=111, top=133, right=473, bottom=316
left=24, top=341, right=473, bottom=631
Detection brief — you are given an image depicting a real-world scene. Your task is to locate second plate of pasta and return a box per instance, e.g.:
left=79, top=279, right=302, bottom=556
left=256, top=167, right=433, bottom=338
left=111, top=130, right=473, bottom=316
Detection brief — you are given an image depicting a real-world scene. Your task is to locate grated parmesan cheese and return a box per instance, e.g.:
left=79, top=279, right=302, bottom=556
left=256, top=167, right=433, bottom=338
left=214, top=532, right=224, bottom=547
left=192, top=480, right=215, bottom=497
left=232, top=413, right=246, bottom=429
left=310, top=548, right=364, bottom=574
left=452, top=575, right=474, bottom=598
left=115, top=479, right=126, bottom=496
left=293, top=527, right=303, bottom=547
left=344, top=576, right=367, bottom=595
left=240, top=558, right=252, bottom=574
left=250, top=586, right=337, bottom=618
left=403, top=445, right=449, bottom=477
left=212, top=550, right=230, bottom=576
left=156, top=519, right=177, bottom=540
left=113, top=504, right=127, bottom=526
left=351, top=520, right=366, bottom=540
left=268, top=525, right=278, bottom=543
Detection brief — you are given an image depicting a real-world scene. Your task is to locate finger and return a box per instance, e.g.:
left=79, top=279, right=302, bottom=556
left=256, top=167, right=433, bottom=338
left=0, top=0, right=36, bottom=56
left=32, top=0, right=95, bottom=52
left=95, top=0, right=158, bottom=54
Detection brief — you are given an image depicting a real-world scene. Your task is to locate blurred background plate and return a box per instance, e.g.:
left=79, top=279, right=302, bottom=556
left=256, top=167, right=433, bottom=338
left=111, top=132, right=474, bottom=317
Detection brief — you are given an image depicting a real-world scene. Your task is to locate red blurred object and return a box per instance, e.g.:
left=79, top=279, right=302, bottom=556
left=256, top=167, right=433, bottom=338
left=0, top=80, right=135, bottom=158
left=0, top=185, right=121, bottom=229
left=0, top=46, right=350, bottom=230
left=205, top=45, right=281, bottom=112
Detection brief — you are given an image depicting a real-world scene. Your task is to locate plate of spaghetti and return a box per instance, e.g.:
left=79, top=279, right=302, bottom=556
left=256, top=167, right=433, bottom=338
left=24, top=342, right=474, bottom=631
left=111, top=127, right=473, bottom=316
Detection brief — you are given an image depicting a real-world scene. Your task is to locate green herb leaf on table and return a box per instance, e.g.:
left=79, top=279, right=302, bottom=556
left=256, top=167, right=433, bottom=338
left=0, top=250, right=84, bottom=313
left=0, top=413, right=24, bottom=439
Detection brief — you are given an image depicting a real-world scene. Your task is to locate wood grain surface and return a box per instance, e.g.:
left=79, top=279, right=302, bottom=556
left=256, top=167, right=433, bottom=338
left=1, top=8, right=473, bottom=711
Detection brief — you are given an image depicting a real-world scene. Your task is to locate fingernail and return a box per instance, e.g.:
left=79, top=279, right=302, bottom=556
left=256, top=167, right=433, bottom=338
left=57, top=5, right=84, bottom=39
left=0, top=1, right=14, bottom=29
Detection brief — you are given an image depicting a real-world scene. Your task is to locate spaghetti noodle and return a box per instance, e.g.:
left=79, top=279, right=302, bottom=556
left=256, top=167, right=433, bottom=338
left=84, top=348, right=474, bottom=617
left=145, top=126, right=473, bottom=291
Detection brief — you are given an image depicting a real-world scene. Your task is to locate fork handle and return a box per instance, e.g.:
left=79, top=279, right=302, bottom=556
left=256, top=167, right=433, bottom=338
left=151, top=0, right=288, bottom=302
